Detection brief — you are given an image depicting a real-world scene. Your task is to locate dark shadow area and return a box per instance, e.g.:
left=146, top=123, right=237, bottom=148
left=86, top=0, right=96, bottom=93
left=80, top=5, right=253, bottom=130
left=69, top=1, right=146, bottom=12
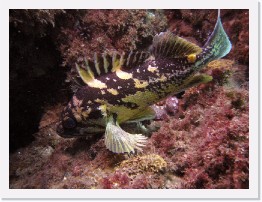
left=9, top=23, right=69, bottom=153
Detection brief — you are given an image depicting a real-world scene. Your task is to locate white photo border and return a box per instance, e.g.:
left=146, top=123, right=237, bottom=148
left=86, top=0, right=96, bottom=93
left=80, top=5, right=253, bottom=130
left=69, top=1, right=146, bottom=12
left=1, top=0, right=259, bottom=199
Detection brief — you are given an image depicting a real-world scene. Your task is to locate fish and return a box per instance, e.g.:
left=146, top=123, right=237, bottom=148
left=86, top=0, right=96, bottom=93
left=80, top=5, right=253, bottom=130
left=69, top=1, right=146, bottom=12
left=56, top=10, right=231, bottom=154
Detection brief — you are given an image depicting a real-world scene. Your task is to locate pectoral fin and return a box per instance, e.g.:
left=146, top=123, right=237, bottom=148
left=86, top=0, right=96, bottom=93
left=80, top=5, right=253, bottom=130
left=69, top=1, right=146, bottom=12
left=105, top=116, right=147, bottom=154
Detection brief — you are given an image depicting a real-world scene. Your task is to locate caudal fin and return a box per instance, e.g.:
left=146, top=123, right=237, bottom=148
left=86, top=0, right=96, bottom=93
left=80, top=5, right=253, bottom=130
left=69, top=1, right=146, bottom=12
left=203, top=10, right=232, bottom=60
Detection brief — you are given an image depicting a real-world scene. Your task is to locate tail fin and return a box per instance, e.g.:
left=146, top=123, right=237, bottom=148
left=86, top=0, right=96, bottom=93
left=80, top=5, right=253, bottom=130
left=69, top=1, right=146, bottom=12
left=203, top=9, right=232, bottom=59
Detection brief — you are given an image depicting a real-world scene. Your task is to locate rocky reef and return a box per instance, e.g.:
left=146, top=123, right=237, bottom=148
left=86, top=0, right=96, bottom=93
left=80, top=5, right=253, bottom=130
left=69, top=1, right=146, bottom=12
left=9, top=9, right=249, bottom=189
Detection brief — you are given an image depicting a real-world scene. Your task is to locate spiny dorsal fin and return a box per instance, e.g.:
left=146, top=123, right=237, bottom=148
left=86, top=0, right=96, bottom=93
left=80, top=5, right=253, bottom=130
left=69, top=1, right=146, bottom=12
left=76, top=51, right=150, bottom=83
left=151, top=31, right=202, bottom=59
left=123, top=51, right=151, bottom=70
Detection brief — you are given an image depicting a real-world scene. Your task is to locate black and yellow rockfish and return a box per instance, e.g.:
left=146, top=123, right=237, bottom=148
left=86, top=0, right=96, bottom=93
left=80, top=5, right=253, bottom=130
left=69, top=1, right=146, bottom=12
left=57, top=10, right=231, bottom=154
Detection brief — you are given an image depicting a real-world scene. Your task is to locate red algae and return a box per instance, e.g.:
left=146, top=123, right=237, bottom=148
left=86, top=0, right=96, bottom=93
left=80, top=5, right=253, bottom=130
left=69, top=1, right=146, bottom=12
left=149, top=63, right=249, bottom=188
left=100, top=172, right=130, bottom=189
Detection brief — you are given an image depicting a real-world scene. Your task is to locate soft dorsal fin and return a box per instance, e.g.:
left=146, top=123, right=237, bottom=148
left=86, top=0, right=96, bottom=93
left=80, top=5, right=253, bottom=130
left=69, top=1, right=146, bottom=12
left=151, top=31, right=202, bottom=59
left=76, top=51, right=150, bottom=83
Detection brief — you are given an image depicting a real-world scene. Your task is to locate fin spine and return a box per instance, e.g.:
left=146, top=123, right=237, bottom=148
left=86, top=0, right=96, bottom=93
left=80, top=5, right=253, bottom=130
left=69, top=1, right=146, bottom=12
left=84, top=58, right=95, bottom=79
left=103, top=53, right=109, bottom=73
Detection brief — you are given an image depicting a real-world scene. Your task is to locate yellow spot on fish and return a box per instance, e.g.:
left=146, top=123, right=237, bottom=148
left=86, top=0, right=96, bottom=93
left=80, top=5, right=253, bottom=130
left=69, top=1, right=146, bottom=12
left=134, top=79, right=149, bottom=88
left=95, top=98, right=107, bottom=104
left=101, top=90, right=106, bottom=95
left=187, top=54, right=197, bottom=63
left=116, top=70, right=133, bottom=80
left=72, top=106, right=84, bottom=122
left=74, top=114, right=82, bottom=122
left=87, top=100, right=92, bottom=104
left=159, top=74, right=167, bottom=82
left=87, top=79, right=107, bottom=89
left=82, top=108, right=92, bottom=119
left=107, top=88, right=119, bottom=95
left=147, top=65, right=159, bottom=73
left=98, top=104, right=107, bottom=116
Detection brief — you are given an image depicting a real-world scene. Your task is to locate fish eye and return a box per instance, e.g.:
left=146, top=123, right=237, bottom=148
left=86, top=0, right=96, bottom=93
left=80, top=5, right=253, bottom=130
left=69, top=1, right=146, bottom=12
left=62, top=117, right=76, bottom=129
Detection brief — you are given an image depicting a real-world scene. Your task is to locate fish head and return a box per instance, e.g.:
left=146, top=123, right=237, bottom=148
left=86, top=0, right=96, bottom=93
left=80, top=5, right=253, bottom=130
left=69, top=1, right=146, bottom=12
left=56, top=104, right=82, bottom=138
left=56, top=99, right=105, bottom=138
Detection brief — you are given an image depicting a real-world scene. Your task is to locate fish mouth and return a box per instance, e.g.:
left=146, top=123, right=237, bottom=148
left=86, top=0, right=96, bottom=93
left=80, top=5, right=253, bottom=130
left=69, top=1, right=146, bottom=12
left=56, top=122, right=78, bottom=138
left=56, top=122, right=95, bottom=138
left=56, top=122, right=64, bottom=134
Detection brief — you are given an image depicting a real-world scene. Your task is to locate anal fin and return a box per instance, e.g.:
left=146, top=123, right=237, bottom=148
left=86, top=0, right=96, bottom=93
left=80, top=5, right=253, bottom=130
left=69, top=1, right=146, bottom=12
left=127, top=107, right=156, bottom=123
left=177, top=74, right=213, bottom=93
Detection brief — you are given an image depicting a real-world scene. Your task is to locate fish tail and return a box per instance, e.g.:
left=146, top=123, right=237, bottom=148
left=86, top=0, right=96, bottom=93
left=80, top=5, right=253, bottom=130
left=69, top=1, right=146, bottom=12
left=203, top=10, right=232, bottom=60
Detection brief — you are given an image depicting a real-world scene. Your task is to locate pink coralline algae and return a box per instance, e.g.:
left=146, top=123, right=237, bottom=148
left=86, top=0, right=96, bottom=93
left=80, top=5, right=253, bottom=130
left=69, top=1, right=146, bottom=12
left=150, top=62, right=249, bottom=188
left=100, top=172, right=130, bottom=189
